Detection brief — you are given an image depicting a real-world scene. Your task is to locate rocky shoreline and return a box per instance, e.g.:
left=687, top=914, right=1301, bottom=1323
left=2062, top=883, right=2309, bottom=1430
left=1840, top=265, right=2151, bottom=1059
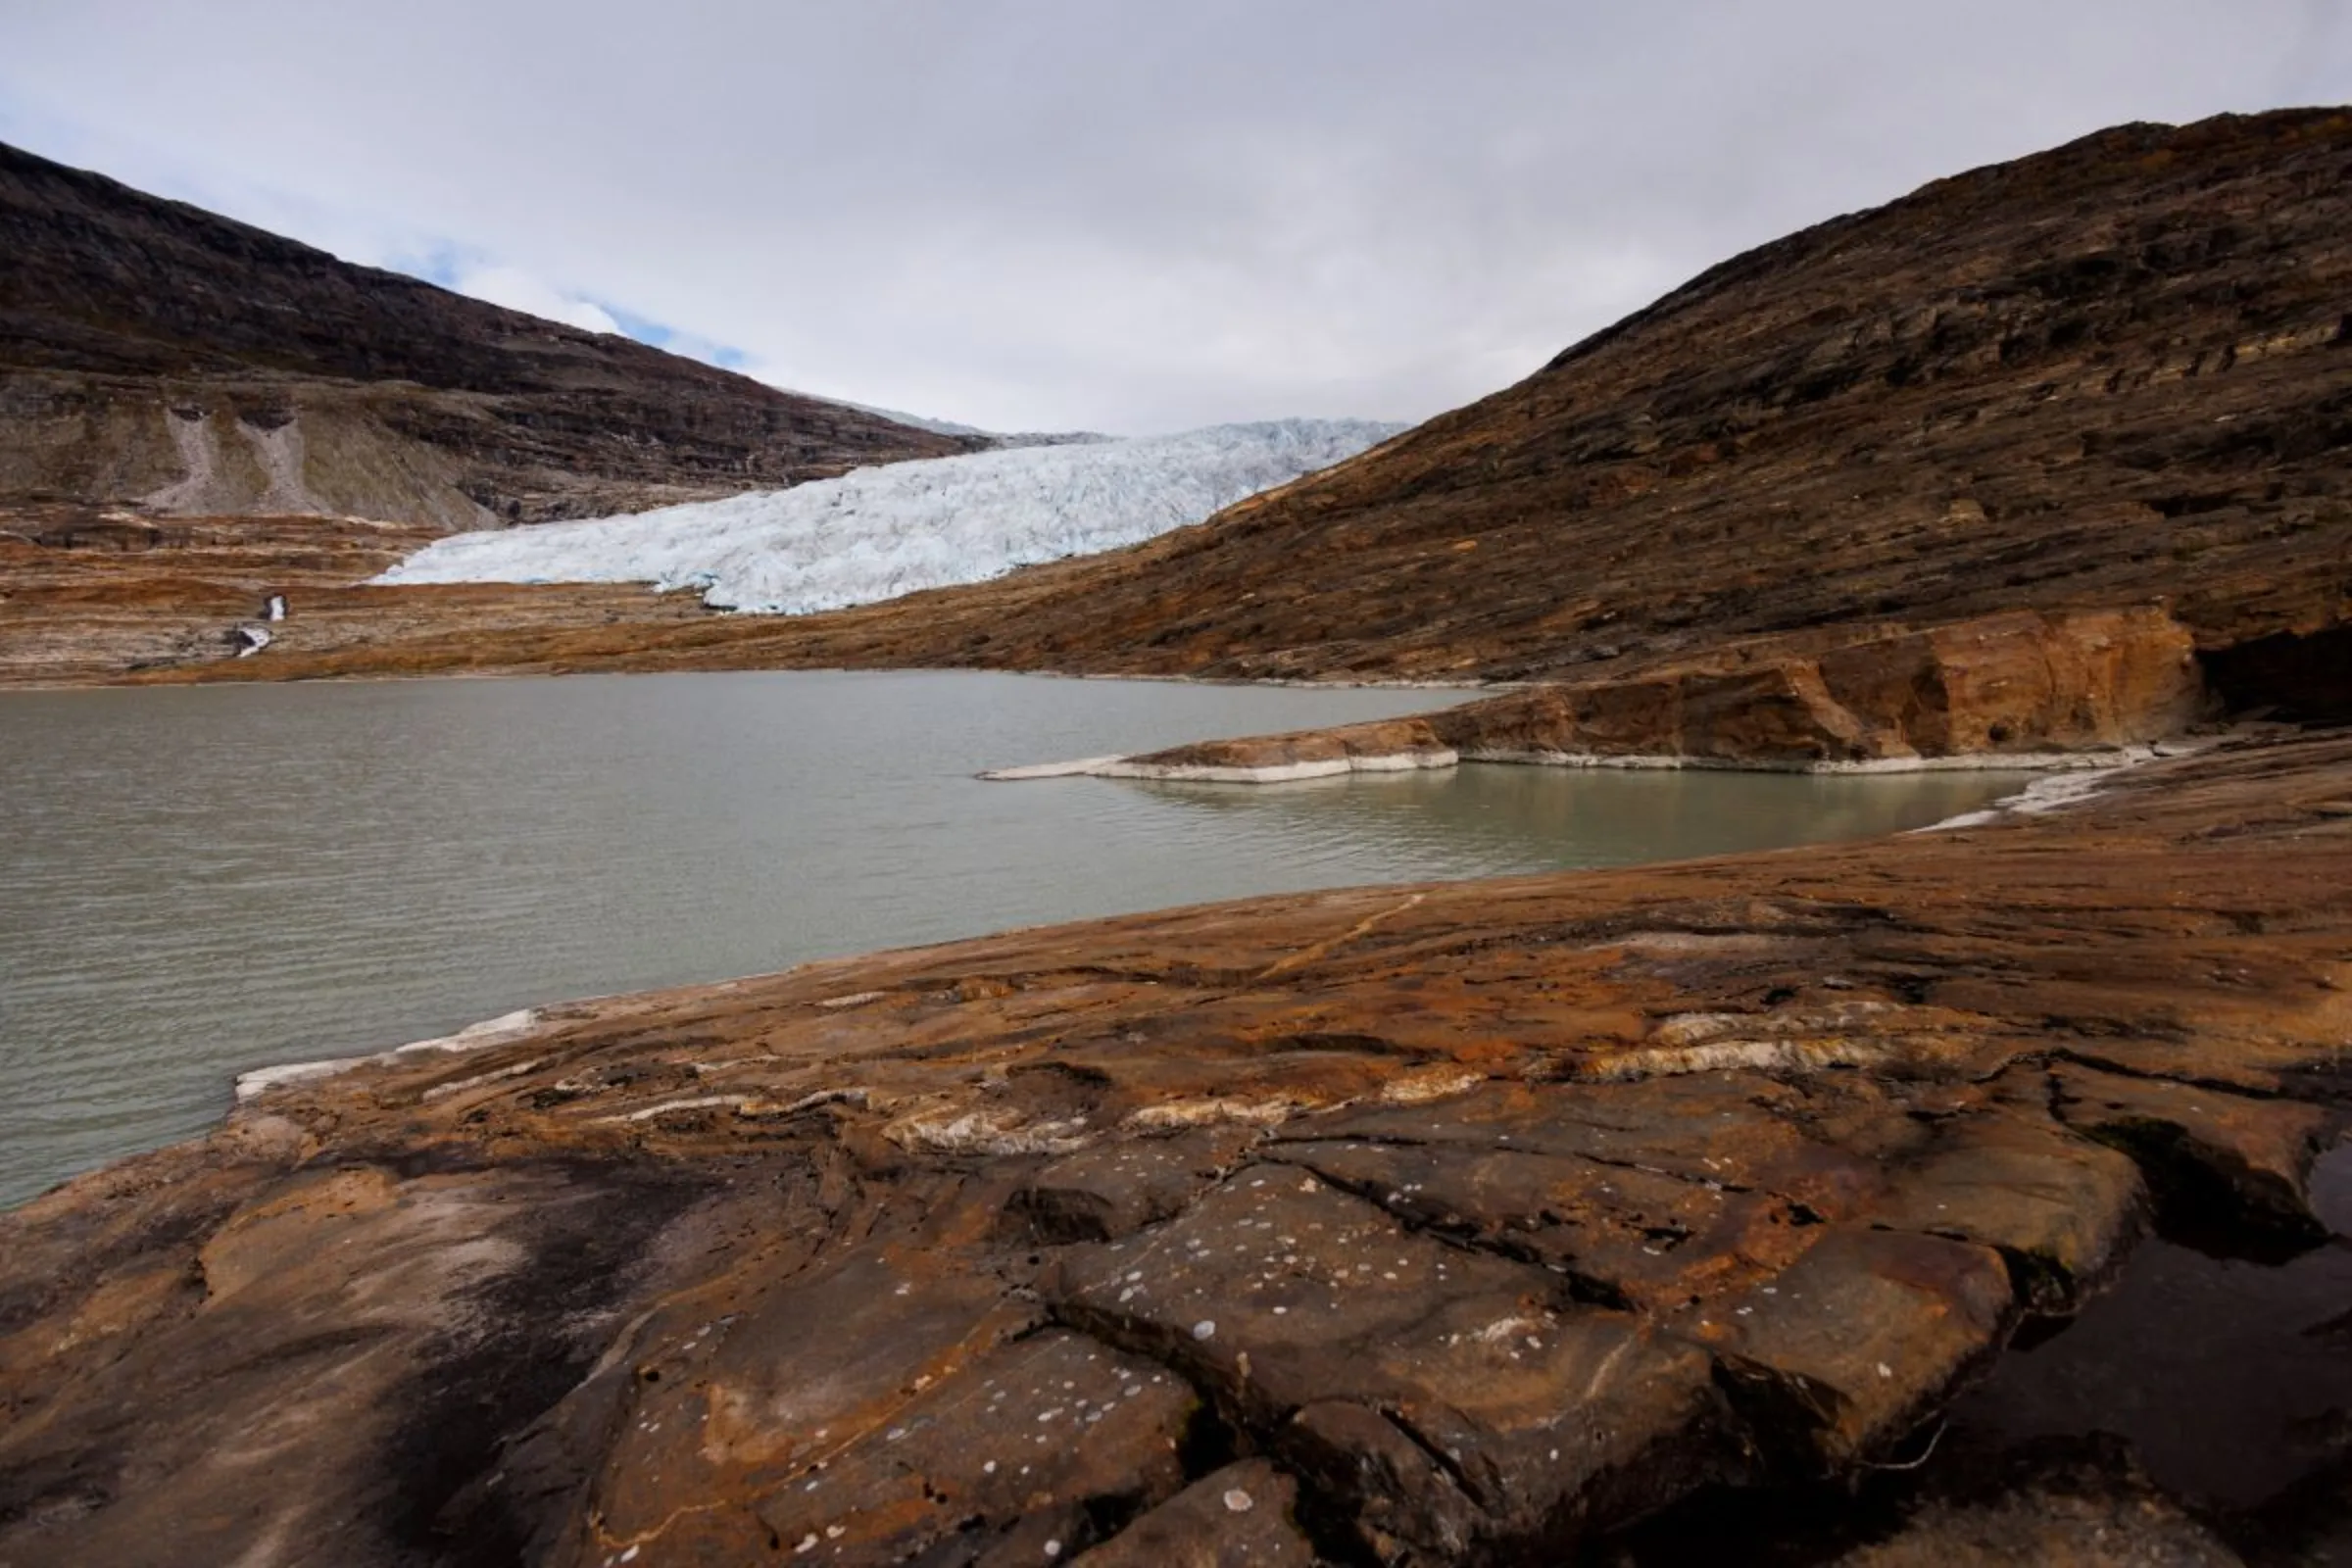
left=983, top=608, right=2210, bottom=784
left=4, top=728, right=2347, bottom=1564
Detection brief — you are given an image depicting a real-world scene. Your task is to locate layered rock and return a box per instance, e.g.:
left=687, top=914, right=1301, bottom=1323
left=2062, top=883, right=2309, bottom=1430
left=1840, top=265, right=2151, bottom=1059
left=4, top=732, right=2348, bottom=1564
left=1038, top=608, right=2207, bottom=780
left=0, top=141, right=974, bottom=529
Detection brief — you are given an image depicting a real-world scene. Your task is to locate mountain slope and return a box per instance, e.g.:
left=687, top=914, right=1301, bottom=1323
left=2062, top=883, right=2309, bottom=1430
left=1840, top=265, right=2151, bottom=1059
left=0, top=142, right=974, bottom=528
left=377, top=419, right=1403, bottom=612
left=850, top=109, right=2345, bottom=682
left=39, top=108, right=2352, bottom=693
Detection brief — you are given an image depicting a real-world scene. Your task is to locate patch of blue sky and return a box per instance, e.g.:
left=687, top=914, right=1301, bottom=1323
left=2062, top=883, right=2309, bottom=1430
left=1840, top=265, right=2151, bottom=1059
left=388, top=240, right=472, bottom=290
left=601, top=303, right=750, bottom=368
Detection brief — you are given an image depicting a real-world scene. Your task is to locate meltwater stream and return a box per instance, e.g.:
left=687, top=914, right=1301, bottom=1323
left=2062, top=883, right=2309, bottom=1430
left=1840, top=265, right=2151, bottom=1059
left=0, top=671, right=2034, bottom=1207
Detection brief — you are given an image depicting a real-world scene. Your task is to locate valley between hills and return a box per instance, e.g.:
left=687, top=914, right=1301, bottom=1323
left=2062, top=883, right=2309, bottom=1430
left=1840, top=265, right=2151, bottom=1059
left=4, top=110, right=2352, bottom=1566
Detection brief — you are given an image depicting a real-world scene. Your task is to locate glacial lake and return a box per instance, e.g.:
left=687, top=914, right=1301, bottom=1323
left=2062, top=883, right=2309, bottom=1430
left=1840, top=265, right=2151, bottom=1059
left=0, top=671, right=2035, bottom=1208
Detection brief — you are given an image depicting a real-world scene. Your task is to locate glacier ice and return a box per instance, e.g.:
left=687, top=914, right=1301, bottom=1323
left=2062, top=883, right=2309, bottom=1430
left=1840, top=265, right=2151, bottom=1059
left=374, top=418, right=1402, bottom=614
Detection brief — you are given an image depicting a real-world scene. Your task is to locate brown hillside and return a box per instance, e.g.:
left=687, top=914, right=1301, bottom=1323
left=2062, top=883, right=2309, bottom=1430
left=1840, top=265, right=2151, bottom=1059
left=890, top=109, right=2351, bottom=682
left=15, top=109, right=2352, bottom=696
left=0, top=142, right=974, bottom=529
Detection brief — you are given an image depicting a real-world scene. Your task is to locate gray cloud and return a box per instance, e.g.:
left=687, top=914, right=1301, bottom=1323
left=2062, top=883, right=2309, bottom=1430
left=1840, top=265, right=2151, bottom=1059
left=3, top=0, right=2346, bottom=432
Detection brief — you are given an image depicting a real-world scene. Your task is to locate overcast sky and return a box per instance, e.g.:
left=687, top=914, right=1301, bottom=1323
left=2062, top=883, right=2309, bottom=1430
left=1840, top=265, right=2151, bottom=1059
left=3, top=2, right=2347, bottom=434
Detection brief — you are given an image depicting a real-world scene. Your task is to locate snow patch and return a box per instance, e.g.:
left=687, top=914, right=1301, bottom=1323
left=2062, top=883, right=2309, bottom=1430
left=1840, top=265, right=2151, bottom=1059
left=376, top=419, right=1402, bottom=614
left=976, top=756, right=1129, bottom=781
left=986, top=742, right=2166, bottom=785
left=1097, top=749, right=1458, bottom=784
left=1912, top=738, right=2214, bottom=830
left=234, top=1007, right=543, bottom=1102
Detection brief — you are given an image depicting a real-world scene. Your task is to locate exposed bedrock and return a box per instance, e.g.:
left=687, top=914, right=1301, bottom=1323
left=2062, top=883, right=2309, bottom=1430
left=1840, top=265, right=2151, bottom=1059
left=1092, top=607, right=2210, bottom=780
left=3, top=732, right=2348, bottom=1565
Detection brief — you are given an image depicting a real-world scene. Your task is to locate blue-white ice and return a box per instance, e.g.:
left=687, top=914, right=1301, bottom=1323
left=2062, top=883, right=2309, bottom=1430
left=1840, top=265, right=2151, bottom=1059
left=375, top=418, right=1402, bottom=614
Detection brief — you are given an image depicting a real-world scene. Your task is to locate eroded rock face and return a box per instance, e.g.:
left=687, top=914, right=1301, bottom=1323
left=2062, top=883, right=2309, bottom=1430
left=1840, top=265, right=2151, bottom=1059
left=0, top=142, right=974, bottom=529
left=3, top=732, right=2348, bottom=1565
left=1110, top=608, right=2208, bottom=776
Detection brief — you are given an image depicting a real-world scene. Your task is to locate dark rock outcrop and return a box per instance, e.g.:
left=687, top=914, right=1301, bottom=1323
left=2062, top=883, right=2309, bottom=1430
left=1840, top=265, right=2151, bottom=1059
left=1095, top=608, right=2208, bottom=777
left=0, top=141, right=975, bottom=528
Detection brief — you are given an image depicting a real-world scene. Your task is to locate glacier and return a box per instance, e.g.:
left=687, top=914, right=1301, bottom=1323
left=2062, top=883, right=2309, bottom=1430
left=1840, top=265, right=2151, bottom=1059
left=375, top=418, right=1402, bottom=614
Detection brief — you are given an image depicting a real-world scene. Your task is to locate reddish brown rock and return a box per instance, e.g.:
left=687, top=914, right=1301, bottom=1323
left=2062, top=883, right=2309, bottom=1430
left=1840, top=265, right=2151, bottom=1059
left=1864, top=1096, right=2148, bottom=1313
left=1049, top=1171, right=1725, bottom=1558
left=1071, top=1460, right=1314, bottom=1567
left=1691, top=1225, right=2014, bottom=1471
left=1009, top=1127, right=1265, bottom=1244
left=1102, top=609, right=2208, bottom=776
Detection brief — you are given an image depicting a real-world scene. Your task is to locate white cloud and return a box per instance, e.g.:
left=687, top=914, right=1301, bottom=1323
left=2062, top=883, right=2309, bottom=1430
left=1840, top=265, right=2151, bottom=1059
left=446, top=263, right=620, bottom=336
left=1, top=0, right=2346, bottom=432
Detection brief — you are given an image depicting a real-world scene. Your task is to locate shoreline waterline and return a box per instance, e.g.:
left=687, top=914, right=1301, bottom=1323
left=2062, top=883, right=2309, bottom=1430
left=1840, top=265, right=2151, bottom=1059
left=983, top=740, right=2206, bottom=785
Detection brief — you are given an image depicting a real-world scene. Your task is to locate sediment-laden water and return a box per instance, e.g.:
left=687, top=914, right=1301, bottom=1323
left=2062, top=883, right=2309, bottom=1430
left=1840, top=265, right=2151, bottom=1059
left=0, top=670, right=2034, bottom=1207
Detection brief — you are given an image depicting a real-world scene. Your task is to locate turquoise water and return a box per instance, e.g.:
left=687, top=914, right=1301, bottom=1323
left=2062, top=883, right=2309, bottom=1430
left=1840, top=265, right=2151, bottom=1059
left=0, top=670, right=2031, bottom=1207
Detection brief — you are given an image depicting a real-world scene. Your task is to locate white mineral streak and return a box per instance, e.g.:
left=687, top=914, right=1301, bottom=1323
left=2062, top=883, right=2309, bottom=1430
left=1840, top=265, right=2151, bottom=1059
left=883, top=1104, right=1093, bottom=1156
left=1378, top=1069, right=1488, bottom=1104
left=1124, top=1097, right=1301, bottom=1131
left=598, top=1095, right=752, bottom=1124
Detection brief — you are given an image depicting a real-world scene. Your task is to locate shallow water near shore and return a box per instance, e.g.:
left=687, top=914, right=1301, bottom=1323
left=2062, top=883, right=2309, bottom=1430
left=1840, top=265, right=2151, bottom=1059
left=0, top=670, right=2034, bottom=1208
